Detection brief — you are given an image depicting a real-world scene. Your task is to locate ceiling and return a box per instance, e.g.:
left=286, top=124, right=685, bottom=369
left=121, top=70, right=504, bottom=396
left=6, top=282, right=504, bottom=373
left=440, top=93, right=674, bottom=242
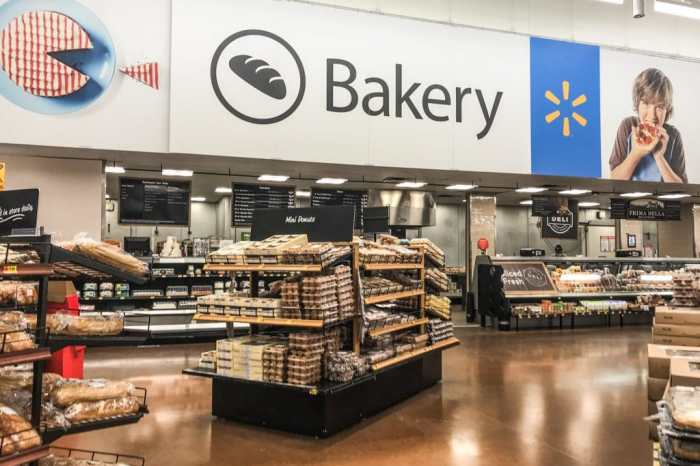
left=3, top=143, right=700, bottom=208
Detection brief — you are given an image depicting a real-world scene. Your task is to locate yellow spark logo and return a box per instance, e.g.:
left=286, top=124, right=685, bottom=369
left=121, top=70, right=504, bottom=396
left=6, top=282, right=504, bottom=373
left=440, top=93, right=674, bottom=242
left=544, top=81, right=587, bottom=137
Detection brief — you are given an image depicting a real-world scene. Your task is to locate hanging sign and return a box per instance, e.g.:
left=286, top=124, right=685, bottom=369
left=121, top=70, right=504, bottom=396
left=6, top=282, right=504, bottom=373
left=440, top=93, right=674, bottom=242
left=610, top=199, right=681, bottom=221
left=0, top=189, right=39, bottom=235
left=251, top=206, right=354, bottom=242
left=540, top=199, right=578, bottom=239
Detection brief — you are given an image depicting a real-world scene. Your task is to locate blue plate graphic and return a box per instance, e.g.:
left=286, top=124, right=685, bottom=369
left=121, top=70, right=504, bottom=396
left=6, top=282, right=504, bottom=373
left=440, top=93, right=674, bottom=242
left=0, top=0, right=115, bottom=114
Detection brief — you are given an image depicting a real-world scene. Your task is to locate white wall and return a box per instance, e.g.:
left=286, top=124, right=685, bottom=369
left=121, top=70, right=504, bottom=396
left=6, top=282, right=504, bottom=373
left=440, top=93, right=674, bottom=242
left=307, top=0, right=700, bottom=60
left=1, top=154, right=102, bottom=239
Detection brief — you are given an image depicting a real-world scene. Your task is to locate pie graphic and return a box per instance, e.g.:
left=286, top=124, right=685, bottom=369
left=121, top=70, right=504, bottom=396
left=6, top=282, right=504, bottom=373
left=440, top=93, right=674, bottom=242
left=120, top=62, right=160, bottom=90
left=0, top=11, right=92, bottom=97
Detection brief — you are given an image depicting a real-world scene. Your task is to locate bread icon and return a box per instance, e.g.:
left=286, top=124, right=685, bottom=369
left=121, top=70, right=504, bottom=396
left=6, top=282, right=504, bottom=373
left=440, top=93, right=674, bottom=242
left=229, top=55, right=286, bottom=100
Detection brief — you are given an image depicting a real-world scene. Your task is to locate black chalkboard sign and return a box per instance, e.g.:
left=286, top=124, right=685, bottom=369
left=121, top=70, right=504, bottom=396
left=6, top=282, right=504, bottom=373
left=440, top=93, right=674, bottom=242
left=232, top=183, right=295, bottom=226
left=251, top=206, right=354, bottom=242
left=0, top=189, right=39, bottom=235
left=311, top=188, right=367, bottom=229
left=610, top=198, right=681, bottom=221
left=499, top=262, right=557, bottom=295
left=119, top=178, right=190, bottom=226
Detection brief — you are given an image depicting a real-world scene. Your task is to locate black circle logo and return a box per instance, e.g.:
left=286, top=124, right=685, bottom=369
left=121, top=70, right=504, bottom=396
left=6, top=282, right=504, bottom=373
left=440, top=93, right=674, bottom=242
left=211, top=30, right=306, bottom=124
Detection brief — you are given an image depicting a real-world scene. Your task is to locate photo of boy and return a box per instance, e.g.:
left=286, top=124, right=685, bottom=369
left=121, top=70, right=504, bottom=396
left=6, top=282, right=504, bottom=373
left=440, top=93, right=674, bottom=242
left=609, top=68, right=687, bottom=183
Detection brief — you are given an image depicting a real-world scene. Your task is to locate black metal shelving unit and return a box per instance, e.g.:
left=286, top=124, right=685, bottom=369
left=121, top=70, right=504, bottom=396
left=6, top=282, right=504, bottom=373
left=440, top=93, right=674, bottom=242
left=46, top=446, right=145, bottom=466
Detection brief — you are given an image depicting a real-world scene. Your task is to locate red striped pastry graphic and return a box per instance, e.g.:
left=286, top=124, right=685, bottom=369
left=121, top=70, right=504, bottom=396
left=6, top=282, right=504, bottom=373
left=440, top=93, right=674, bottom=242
left=120, top=62, right=159, bottom=90
left=0, top=11, right=92, bottom=97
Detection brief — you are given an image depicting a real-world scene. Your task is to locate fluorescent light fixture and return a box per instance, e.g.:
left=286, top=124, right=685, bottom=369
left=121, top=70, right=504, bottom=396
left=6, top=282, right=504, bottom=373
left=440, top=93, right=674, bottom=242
left=560, top=273, right=602, bottom=282
left=620, top=191, right=652, bottom=198
left=316, top=177, right=347, bottom=185
left=258, top=174, right=289, bottom=182
left=578, top=201, right=601, bottom=207
left=215, top=187, right=233, bottom=194
left=162, top=169, right=193, bottom=177
left=655, top=0, right=700, bottom=19
left=191, top=196, right=206, bottom=202
left=658, top=193, right=691, bottom=199
left=515, top=187, right=547, bottom=193
left=560, top=189, right=592, bottom=196
left=396, top=181, right=427, bottom=188
left=519, top=200, right=533, bottom=206
left=640, top=274, right=673, bottom=282
left=295, top=190, right=311, bottom=198
left=446, top=184, right=478, bottom=191
left=105, top=165, right=125, bottom=174
left=595, top=0, right=624, bottom=4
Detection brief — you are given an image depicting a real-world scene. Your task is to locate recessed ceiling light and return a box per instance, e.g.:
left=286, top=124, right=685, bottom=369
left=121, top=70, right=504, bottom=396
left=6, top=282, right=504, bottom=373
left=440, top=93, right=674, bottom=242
left=595, top=0, right=623, bottom=4
left=162, top=169, right=193, bottom=177
left=396, top=181, right=427, bottom=188
left=295, top=190, right=311, bottom=198
left=578, top=201, right=600, bottom=207
left=215, top=187, right=233, bottom=194
left=515, top=187, right=547, bottom=193
left=655, top=0, right=700, bottom=20
left=560, top=189, right=592, bottom=196
left=620, top=192, right=652, bottom=198
left=191, top=197, right=206, bottom=202
left=105, top=165, right=125, bottom=174
left=316, top=178, right=347, bottom=185
left=258, top=174, right=289, bottom=182
left=658, top=193, right=691, bottom=199
left=446, top=184, right=478, bottom=191
left=105, top=194, right=111, bottom=199
left=520, top=200, right=533, bottom=206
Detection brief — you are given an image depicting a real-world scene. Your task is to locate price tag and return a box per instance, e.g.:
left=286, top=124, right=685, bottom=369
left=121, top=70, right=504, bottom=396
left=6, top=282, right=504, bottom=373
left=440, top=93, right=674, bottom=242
left=2, top=265, right=17, bottom=274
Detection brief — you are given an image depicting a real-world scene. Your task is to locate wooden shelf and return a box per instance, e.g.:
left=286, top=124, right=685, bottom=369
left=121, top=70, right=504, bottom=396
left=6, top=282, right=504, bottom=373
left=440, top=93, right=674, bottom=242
left=0, top=264, right=53, bottom=277
left=204, top=263, right=324, bottom=273
left=362, top=263, right=423, bottom=271
left=0, top=348, right=51, bottom=367
left=371, top=337, right=460, bottom=372
left=364, top=289, right=424, bottom=305
left=367, top=318, right=429, bottom=337
left=193, top=313, right=325, bottom=329
left=0, top=445, right=50, bottom=466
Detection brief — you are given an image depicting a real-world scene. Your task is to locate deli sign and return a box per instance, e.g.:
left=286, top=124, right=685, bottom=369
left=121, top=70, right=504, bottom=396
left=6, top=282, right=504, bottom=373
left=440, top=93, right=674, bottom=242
left=532, top=197, right=578, bottom=239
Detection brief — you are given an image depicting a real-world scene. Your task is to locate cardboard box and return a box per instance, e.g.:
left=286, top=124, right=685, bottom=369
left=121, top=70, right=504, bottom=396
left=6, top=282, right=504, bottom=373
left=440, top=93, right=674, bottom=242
left=653, top=333, right=700, bottom=348
left=671, top=358, right=700, bottom=387
left=649, top=344, right=700, bottom=378
left=654, top=323, right=700, bottom=338
left=648, top=377, right=668, bottom=401
left=655, top=307, right=700, bottom=326
left=47, top=281, right=77, bottom=304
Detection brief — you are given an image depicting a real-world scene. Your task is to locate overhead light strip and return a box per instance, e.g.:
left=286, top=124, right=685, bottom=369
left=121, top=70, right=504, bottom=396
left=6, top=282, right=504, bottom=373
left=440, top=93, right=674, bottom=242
left=655, top=0, right=700, bottom=19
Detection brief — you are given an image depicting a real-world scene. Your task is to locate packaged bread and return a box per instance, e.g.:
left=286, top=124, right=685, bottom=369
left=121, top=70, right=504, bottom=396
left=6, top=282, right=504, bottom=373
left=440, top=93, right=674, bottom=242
left=0, top=282, right=37, bottom=306
left=40, top=456, right=132, bottom=466
left=63, top=396, right=140, bottom=422
left=47, top=313, right=123, bottom=336
left=0, top=403, right=41, bottom=455
left=58, top=234, right=148, bottom=277
left=51, top=378, right=134, bottom=408
left=0, top=323, right=34, bottom=353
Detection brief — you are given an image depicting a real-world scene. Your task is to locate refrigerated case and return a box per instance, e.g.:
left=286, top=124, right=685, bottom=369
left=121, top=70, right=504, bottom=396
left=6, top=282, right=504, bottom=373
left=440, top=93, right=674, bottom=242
left=474, top=256, right=700, bottom=330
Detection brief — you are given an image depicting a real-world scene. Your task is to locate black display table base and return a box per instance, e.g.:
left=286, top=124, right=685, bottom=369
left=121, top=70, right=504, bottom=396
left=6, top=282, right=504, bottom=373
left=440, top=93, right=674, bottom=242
left=198, top=351, right=443, bottom=438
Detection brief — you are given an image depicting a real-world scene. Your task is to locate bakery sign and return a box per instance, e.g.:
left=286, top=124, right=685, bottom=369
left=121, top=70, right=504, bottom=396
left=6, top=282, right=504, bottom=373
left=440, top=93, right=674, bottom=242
left=0, top=189, right=39, bottom=236
left=541, top=200, right=578, bottom=240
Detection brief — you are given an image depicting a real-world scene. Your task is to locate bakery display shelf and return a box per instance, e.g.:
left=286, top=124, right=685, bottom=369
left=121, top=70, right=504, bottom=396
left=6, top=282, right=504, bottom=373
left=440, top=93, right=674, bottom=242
left=506, top=290, right=674, bottom=300
left=371, top=337, right=460, bottom=372
left=362, top=262, right=423, bottom=271
left=42, top=411, right=146, bottom=444
left=47, top=334, right=148, bottom=351
left=80, top=295, right=198, bottom=302
left=367, top=318, right=429, bottom=337
left=364, top=289, right=424, bottom=305
left=48, top=446, right=145, bottom=466
left=204, top=263, right=327, bottom=273
left=148, top=274, right=220, bottom=280
left=194, top=313, right=325, bottom=329
left=151, top=257, right=206, bottom=265
left=0, top=263, right=54, bottom=277
left=0, top=347, right=51, bottom=367
left=47, top=245, right=147, bottom=284
left=0, top=445, right=50, bottom=466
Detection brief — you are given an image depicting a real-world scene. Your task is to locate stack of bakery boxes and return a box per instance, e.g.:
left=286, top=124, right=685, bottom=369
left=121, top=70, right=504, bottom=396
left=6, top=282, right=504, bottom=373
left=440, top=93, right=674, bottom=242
left=649, top=272, right=700, bottom=465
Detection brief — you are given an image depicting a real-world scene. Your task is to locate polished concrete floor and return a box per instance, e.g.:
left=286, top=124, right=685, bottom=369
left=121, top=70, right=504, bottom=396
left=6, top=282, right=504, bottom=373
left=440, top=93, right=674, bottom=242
left=54, top=326, right=653, bottom=466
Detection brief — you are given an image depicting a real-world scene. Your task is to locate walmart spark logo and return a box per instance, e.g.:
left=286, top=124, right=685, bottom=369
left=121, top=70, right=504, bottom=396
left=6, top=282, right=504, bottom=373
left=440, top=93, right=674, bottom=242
left=530, top=37, right=601, bottom=178
left=544, top=81, right=587, bottom=137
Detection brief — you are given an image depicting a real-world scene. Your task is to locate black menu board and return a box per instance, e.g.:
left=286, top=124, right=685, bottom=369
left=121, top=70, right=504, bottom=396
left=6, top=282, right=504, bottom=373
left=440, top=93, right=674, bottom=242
left=119, top=178, right=190, bottom=225
left=311, top=188, right=367, bottom=229
left=499, top=262, right=557, bottom=295
left=232, top=183, right=295, bottom=226
left=610, top=198, right=681, bottom=221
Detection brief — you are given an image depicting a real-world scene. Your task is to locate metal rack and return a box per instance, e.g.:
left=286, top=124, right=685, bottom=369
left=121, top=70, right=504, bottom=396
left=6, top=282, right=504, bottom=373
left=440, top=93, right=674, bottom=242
left=46, top=446, right=145, bottom=466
